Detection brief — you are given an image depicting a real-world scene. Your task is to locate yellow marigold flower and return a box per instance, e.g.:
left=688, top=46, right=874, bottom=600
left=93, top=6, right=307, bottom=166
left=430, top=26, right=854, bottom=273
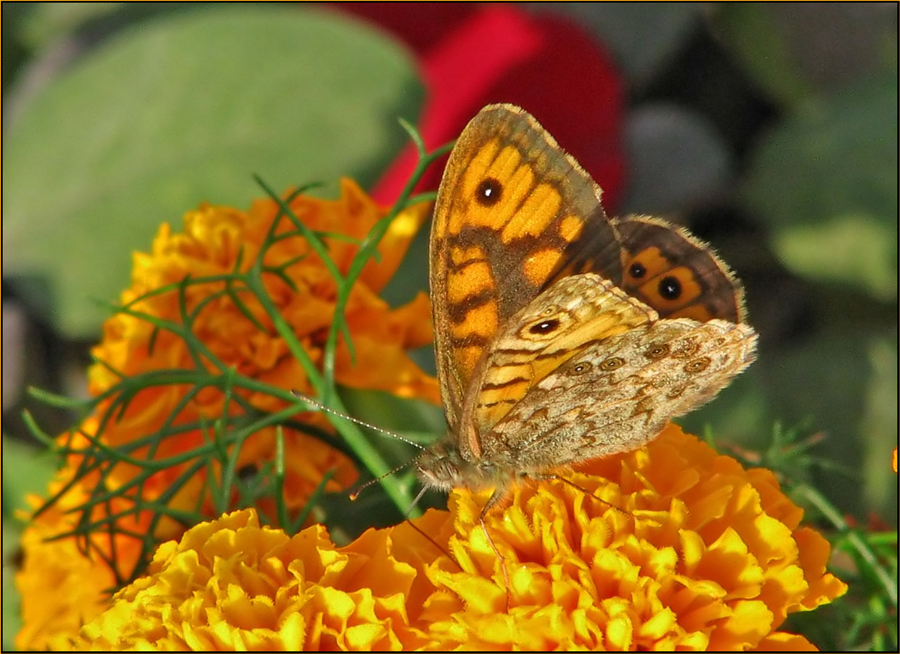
left=65, top=425, right=846, bottom=651
left=416, top=424, right=847, bottom=650
left=15, top=467, right=151, bottom=651
left=68, top=509, right=446, bottom=651
left=16, top=179, right=440, bottom=650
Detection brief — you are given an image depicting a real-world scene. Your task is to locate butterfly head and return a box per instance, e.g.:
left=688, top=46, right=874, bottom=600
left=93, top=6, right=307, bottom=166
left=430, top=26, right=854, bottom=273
left=415, top=439, right=500, bottom=494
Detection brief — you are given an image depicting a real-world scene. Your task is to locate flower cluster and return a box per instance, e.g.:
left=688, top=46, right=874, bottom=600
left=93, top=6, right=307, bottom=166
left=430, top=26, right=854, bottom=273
left=66, top=425, right=846, bottom=651
left=15, top=180, right=438, bottom=650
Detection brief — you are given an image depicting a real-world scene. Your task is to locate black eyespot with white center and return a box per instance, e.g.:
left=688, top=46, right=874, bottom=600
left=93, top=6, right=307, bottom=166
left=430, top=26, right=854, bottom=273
left=684, top=357, right=711, bottom=373
left=529, top=318, right=560, bottom=335
left=476, top=178, right=503, bottom=206
left=567, top=361, right=591, bottom=376
left=659, top=275, right=682, bottom=300
left=628, top=262, right=646, bottom=279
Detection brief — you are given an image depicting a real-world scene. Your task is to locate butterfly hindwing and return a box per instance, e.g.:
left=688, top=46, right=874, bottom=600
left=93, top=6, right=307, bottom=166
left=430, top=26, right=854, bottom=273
left=457, top=274, right=656, bottom=457
left=482, top=316, right=757, bottom=470
left=614, top=216, right=746, bottom=323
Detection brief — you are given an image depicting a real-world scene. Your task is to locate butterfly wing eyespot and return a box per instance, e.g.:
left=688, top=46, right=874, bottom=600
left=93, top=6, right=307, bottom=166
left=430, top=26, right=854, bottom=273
left=628, top=261, right=647, bottom=279
left=568, top=362, right=591, bottom=376
left=657, top=275, right=683, bottom=301
left=599, top=357, right=625, bottom=371
left=529, top=318, right=560, bottom=335
left=475, top=178, right=504, bottom=205
left=684, top=357, right=712, bottom=373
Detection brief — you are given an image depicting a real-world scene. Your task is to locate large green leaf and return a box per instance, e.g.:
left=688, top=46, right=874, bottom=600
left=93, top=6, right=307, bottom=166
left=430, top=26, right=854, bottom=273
left=4, top=6, right=424, bottom=336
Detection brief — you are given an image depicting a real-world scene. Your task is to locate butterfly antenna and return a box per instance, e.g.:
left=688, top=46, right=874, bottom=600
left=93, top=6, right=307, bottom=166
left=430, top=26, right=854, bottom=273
left=291, top=390, right=426, bottom=451
left=294, top=392, right=459, bottom=568
left=348, top=460, right=417, bottom=501
left=292, top=390, right=429, bottom=502
left=404, top=485, right=429, bottom=517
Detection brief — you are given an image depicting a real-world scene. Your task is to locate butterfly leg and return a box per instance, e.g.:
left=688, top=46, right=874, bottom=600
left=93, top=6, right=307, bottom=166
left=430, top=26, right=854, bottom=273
left=478, top=517, right=511, bottom=612
left=479, top=488, right=514, bottom=611
left=531, top=472, right=632, bottom=519
left=409, top=518, right=461, bottom=572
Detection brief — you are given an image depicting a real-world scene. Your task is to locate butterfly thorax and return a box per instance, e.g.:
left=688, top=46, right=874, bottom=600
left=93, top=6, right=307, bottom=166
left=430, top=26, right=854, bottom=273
left=415, top=436, right=510, bottom=493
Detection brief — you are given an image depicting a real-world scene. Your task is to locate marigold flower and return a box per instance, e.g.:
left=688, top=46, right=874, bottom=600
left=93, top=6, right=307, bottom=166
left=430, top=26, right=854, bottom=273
left=15, top=464, right=151, bottom=651
left=418, top=424, right=847, bottom=650
left=65, top=424, right=846, bottom=651
left=16, top=179, right=440, bottom=650
left=67, top=509, right=447, bottom=651
left=62, top=178, right=436, bottom=524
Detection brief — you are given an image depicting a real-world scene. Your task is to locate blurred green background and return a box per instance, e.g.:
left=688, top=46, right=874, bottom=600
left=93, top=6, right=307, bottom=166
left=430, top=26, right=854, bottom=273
left=3, top=3, right=897, bottom=649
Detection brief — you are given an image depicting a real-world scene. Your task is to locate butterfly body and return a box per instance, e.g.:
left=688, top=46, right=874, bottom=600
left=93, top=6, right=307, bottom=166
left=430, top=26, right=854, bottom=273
left=418, top=104, right=757, bottom=514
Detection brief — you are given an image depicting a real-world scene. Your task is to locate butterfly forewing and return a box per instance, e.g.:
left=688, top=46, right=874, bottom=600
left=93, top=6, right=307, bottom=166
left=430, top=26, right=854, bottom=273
left=431, top=104, right=623, bottom=429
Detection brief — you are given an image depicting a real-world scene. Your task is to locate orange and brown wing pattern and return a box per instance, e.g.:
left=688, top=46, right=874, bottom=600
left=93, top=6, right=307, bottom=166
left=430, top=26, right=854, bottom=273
left=613, top=216, right=746, bottom=324
left=431, top=104, right=623, bottom=428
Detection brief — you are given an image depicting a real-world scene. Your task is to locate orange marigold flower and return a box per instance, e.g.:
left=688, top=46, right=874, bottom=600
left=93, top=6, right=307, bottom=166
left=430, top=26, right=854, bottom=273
left=16, top=179, right=440, bottom=650
left=65, top=425, right=846, bottom=651
left=83, top=177, right=437, bottom=502
left=92, top=177, right=437, bottom=402
left=416, top=424, right=847, bottom=650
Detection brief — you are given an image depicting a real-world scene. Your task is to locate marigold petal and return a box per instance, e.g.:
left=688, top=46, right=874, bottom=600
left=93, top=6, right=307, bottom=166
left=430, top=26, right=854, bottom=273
left=757, top=631, right=820, bottom=651
left=358, top=199, right=432, bottom=292
left=708, top=599, right=774, bottom=650
left=606, top=614, right=633, bottom=649
left=794, top=527, right=849, bottom=611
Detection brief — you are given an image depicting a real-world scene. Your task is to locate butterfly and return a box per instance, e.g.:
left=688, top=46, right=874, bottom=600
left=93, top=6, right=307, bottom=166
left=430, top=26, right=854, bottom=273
left=415, top=104, right=758, bottom=516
